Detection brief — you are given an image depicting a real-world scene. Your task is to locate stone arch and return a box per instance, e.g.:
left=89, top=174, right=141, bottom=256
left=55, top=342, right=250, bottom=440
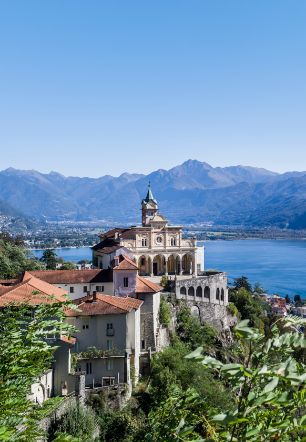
left=138, top=255, right=147, bottom=275
left=152, top=254, right=166, bottom=276
left=182, top=253, right=193, bottom=275
left=204, top=286, right=210, bottom=300
left=216, top=288, right=220, bottom=300
left=196, top=286, right=202, bottom=297
left=167, top=254, right=176, bottom=274
left=221, top=288, right=225, bottom=302
left=180, top=286, right=186, bottom=295
left=190, top=305, right=200, bottom=321
left=188, top=286, right=195, bottom=297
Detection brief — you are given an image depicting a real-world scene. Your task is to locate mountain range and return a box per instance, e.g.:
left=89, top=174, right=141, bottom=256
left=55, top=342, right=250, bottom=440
left=1, top=160, right=306, bottom=229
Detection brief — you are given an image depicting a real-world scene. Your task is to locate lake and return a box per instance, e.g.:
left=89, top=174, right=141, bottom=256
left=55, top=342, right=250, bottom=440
left=31, top=240, right=306, bottom=297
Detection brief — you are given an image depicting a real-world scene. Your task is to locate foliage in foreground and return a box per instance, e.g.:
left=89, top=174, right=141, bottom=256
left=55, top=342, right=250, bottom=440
left=184, top=316, right=306, bottom=441
left=0, top=300, right=75, bottom=441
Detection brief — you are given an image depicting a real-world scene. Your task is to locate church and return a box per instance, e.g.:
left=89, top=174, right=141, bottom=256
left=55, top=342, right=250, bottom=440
left=92, top=184, right=204, bottom=278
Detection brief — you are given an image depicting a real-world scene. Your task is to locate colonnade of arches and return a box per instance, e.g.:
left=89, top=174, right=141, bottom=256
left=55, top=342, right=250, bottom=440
left=137, top=253, right=195, bottom=276
left=179, top=285, right=225, bottom=303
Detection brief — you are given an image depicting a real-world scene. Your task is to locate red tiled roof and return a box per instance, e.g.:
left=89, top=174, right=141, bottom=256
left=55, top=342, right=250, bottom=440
left=60, top=335, right=76, bottom=345
left=136, top=276, right=162, bottom=294
left=0, top=272, right=67, bottom=307
left=114, top=256, right=138, bottom=271
left=25, top=269, right=112, bottom=284
left=65, top=293, right=143, bottom=317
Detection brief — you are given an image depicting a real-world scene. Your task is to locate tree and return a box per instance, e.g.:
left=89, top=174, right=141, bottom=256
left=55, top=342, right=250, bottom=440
left=0, top=299, right=75, bottom=441
left=159, top=298, right=171, bottom=326
left=0, top=233, right=43, bottom=279
left=186, top=317, right=306, bottom=441
left=253, top=282, right=265, bottom=294
left=294, top=294, right=303, bottom=307
left=229, top=288, right=265, bottom=328
left=285, top=294, right=291, bottom=304
left=232, top=276, right=252, bottom=292
left=40, top=249, right=58, bottom=270
left=58, top=262, right=76, bottom=270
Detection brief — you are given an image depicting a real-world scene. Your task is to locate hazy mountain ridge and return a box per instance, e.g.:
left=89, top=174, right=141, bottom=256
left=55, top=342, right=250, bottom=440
left=1, top=160, right=306, bottom=228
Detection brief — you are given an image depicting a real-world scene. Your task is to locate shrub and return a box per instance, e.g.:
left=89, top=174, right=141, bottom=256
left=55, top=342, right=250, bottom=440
left=49, top=405, right=98, bottom=441
left=159, top=298, right=172, bottom=326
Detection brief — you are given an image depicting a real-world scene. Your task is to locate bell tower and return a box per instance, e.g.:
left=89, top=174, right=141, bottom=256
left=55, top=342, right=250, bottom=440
left=141, top=183, right=158, bottom=226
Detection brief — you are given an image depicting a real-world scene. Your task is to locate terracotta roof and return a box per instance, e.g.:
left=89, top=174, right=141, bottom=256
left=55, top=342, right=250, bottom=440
left=0, top=278, right=18, bottom=285
left=0, top=272, right=67, bottom=307
left=136, top=276, right=162, bottom=294
left=65, top=293, right=143, bottom=317
left=114, top=256, right=138, bottom=271
left=60, top=335, right=76, bottom=345
left=95, top=245, right=121, bottom=255
left=98, top=228, right=130, bottom=240
left=25, top=269, right=113, bottom=284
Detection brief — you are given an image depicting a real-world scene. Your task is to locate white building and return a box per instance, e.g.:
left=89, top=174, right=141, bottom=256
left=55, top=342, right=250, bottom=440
left=93, top=184, right=204, bottom=276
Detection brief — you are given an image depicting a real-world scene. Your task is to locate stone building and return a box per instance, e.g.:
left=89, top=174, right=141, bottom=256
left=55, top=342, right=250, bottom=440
left=92, top=184, right=204, bottom=277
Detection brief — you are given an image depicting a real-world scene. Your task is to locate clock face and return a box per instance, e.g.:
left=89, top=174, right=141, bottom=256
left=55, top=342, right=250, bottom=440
left=156, top=236, right=163, bottom=244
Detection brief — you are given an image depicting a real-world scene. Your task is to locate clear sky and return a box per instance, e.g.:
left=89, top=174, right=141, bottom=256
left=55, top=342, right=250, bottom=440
left=0, top=1, right=305, bottom=177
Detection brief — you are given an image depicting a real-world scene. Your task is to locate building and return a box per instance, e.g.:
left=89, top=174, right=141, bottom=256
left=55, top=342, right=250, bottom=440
left=65, top=293, right=143, bottom=387
left=93, top=184, right=204, bottom=277
left=23, top=269, right=113, bottom=300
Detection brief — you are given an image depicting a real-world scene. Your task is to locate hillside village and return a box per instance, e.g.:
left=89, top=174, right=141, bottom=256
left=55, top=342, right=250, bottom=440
left=0, top=186, right=230, bottom=411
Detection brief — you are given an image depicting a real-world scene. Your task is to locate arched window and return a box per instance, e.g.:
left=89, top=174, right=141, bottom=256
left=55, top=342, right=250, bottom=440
left=204, top=286, right=210, bottom=300
left=216, top=288, right=220, bottom=300
left=221, top=288, right=225, bottom=301
left=142, top=238, right=147, bottom=247
left=196, top=286, right=202, bottom=297
left=170, top=237, right=177, bottom=246
left=188, top=286, right=195, bottom=297
left=180, top=286, right=186, bottom=295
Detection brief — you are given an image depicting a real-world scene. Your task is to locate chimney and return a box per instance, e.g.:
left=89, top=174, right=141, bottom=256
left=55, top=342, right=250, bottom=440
left=93, top=291, right=97, bottom=302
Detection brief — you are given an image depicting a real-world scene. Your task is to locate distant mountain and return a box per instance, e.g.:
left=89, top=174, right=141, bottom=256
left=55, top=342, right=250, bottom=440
left=0, top=197, right=40, bottom=232
left=0, top=160, right=306, bottom=229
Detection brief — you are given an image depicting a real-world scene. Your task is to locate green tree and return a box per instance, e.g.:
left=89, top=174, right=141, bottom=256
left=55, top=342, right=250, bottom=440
left=0, top=233, right=43, bottom=279
left=58, top=261, right=76, bottom=270
left=229, top=288, right=265, bottom=328
left=294, top=294, right=303, bottom=307
left=50, top=405, right=98, bottom=441
left=232, top=276, right=252, bottom=292
left=40, top=249, right=58, bottom=270
left=0, top=299, right=75, bottom=441
left=159, top=298, right=172, bottom=326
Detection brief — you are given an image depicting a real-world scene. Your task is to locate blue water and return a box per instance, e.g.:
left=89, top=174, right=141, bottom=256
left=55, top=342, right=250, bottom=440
left=31, top=240, right=306, bottom=297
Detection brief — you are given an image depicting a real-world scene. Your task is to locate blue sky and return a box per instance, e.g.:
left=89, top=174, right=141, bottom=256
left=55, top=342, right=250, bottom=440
left=0, top=1, right=305, bottom=177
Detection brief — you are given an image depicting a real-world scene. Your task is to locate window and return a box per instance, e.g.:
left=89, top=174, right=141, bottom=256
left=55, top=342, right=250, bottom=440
left=197, top=264, right=201, bottom=273
left=107, top=339, right=113, bottom=350
left=96, top=285, right=104, bottom=292
left=156, top=236, right=163, bottom=243
left=141, top=238, right=147, bottom=247
left=106, top=359, right=113, bottom=371
left=141, top=340, right=146, bottom=350
left=106, top=323, right=114, bottom=336
left=83, top=286, right=88, bottom=293
left=141, top=258, right=145, bottom=266
left=69, top=287, right=74, bottom=293
left=86, top=362, right=92, bottom=375
left=170, top=237, right=176, bottom=246
left=123, top=277, right=129, bottom=288
left=82, top=324, right=89, bottom=330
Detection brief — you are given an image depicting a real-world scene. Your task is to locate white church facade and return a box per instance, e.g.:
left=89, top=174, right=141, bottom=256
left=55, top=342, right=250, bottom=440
left=92, top=184, right=204, bottom=277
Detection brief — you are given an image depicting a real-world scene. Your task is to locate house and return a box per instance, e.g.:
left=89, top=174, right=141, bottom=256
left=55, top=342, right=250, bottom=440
left=24, top=269, right=113, bottom=300
left=65, top=293, right=143, bottom=387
